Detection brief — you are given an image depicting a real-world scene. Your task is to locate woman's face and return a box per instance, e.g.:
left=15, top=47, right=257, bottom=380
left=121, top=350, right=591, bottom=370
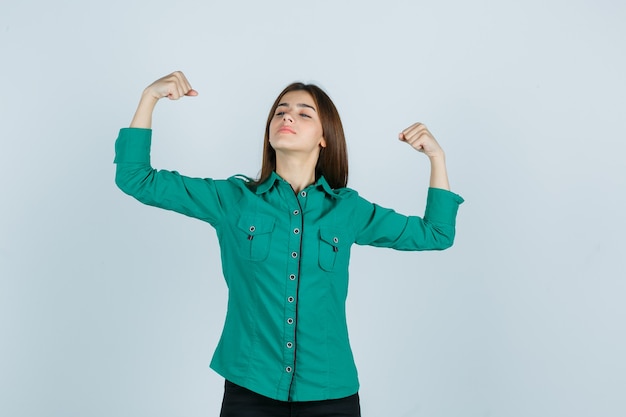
left=269, top=90, right=326, bottom=155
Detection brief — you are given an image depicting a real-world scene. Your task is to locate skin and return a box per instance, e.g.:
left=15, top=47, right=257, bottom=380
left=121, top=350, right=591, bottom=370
left=130, top=71, right=198, bottom=129
left=129, top=71, right=451, bottom=192
left=398, top=123, right=450, bottom=190
left=268, top=90, right=327, bottom=193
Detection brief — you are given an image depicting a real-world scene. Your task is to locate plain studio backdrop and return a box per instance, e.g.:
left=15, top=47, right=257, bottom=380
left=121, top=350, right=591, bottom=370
left=1, top=1, right=625, bottom=416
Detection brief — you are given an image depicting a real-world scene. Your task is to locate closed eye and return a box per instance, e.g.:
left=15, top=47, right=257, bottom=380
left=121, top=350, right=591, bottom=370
left=275, top=111, right=311, bottom=119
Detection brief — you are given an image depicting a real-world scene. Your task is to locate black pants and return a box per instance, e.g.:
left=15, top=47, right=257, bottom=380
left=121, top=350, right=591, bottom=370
left=219, top=380, right=361, bottom=417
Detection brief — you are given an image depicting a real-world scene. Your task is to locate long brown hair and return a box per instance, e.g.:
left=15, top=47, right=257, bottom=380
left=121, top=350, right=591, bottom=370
left=256, top=82, right=348, bottom=189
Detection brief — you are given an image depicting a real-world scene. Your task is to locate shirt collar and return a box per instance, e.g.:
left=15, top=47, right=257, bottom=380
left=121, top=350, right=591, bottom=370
left=254, top=171, right=281, bottom=195
left=255, top=171, right=344, bottom=199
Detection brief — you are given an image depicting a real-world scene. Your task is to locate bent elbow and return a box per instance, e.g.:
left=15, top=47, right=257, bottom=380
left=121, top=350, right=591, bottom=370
left=115, top=169, right=132, bottom=195
left=114, top=164, right=148, bottom=198
left=439, top=236, right=455, bottom=250
left=429, top=225, right=457, bottom=251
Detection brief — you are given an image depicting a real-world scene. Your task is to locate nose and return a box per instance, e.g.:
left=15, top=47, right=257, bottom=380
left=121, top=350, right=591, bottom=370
left=282, top=112, right=294, bottom=123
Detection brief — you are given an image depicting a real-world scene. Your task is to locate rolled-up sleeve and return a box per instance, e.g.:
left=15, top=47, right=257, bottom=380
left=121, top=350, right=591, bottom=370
left=354, top=188, right=464, bottom=250
left=114, top=128, right=232, bottom=226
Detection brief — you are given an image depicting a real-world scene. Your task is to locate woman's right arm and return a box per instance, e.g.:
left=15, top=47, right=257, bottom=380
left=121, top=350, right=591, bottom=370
left=115, top=72, right=231, bottom=225
left=130, top=71, right=198, bottom=128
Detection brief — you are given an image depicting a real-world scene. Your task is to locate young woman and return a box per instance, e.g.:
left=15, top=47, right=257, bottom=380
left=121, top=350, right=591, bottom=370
left=114, top=71, right=464, bottom=417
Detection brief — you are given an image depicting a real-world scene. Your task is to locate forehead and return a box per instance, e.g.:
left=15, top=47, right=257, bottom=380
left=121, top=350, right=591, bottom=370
left=278, top=90, right=316, bottom=107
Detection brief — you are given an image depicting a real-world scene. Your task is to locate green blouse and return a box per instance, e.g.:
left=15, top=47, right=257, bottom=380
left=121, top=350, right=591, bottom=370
left=114, top=127, right=464, bottom=402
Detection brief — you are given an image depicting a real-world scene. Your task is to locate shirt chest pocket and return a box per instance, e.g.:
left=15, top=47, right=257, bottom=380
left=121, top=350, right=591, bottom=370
left=318, top=227, right=350, bottom=272
left=236, top=215, right=276, bottom=262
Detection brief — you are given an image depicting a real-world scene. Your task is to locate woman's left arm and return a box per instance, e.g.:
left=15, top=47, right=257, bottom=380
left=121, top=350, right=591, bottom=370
left=398, top=122, right=450, bottom=190
left=352, top=122, right=462, bottom=250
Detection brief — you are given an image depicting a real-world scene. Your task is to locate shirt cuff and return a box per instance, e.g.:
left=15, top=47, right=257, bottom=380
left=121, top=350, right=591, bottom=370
left=113, top=127, right=152, bottom=164
left=424, top=187, right=464, bottom=224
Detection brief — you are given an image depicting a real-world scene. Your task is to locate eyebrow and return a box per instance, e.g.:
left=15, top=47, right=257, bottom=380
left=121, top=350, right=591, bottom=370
left=277, top=102, right=317, bottom=112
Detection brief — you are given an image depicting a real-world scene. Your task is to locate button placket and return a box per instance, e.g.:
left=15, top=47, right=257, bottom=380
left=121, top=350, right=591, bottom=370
left=297, top=189, right=308, bottom=212
left=283, top=198, right=303, bottom=385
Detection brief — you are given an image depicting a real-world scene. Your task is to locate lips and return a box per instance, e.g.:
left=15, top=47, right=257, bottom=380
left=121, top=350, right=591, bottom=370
left=277, top=126, right=296, bottom=134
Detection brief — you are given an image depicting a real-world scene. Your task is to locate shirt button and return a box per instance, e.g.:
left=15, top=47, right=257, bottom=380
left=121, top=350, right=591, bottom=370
left=249, top=226, right=256, bottom=233
left=333, top=237, right=339, bottom=243
left=289, top=274, right=296, bottom=281
left=293, top=228, right=300, bottom=234
left=288, top=296, right=294, bottom=303
left=300, top=191, right=307, bottom=197
left=293, top=209, right=300, bottom=216
left=287, top=318, right=294, bottom=324
left=286, top=342, right=293, bottom=348
left=286, top=366, right=292, bottom=373
left=291, top=251, right=298, bottom=258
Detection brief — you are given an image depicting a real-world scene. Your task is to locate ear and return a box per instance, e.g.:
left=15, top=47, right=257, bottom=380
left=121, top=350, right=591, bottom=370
left=320, top=137, right=327, bottom=148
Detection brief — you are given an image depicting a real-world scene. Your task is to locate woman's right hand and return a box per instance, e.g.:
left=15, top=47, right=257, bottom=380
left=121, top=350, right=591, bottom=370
left=143, top=71, right=198, bottom=101
left=130, top=71, right=198, bottom=128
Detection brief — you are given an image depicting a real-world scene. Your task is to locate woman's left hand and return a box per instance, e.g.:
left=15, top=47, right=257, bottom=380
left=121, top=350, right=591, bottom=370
left=398, top=123, right=445, bottom=159
left=399, top=122, right=450, bottom=189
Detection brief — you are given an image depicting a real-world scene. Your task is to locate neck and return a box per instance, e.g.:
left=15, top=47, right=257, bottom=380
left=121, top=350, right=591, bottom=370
left=275, top=151, right=319, bottom=193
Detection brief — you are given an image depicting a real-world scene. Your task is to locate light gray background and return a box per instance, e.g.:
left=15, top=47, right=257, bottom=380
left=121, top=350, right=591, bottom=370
left=1, top=1, right=625, bottom=416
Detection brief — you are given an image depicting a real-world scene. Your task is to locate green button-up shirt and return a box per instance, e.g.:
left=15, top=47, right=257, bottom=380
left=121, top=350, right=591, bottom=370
left=114, top=127, right=464, bottom=402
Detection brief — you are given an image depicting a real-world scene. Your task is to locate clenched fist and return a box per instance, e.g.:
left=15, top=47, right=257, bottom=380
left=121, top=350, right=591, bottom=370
left=130, top=71, right=198, bottom=128
left=143, top=71, right=198, bottom=100
left=399, top=123, right=444, bottom=159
